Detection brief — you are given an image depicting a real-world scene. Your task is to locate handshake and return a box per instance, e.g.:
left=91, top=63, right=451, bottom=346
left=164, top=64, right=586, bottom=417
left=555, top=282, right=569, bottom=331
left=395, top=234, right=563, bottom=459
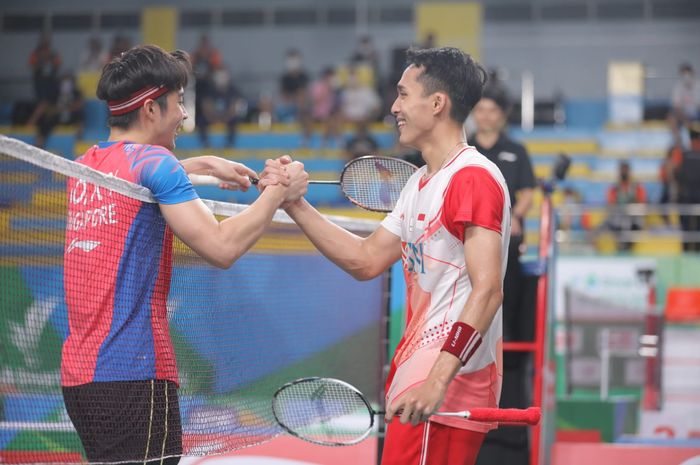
left=256, top=155, right=309, bottom=205
left=190, top=154, right=309, bottom=206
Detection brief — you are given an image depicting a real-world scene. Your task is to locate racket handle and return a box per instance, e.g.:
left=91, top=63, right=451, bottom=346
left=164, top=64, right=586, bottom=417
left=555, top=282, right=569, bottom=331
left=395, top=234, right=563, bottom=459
left=462, top=407, right=541, bottom=425
left=378, top=407, right=541, bottom=426
left=188, top=174, right=259, bottom=186
left=190, top=175, right=339, bottom=186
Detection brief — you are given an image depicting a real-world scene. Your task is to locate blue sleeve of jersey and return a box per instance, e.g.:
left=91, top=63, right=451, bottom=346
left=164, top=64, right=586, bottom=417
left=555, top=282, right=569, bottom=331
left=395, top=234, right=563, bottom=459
left=136, top=147, right=199, bottom=205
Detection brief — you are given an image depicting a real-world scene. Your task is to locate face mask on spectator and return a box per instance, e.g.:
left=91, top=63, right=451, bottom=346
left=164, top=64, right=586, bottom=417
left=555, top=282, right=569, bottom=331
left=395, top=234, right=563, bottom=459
left=286, top=56, right=301, bottom=72
left=682, top=72, right=694, bottom=86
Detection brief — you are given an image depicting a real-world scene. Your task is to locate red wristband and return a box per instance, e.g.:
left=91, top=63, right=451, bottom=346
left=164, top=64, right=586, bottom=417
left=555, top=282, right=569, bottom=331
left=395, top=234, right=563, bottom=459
left=441, top=322, right=482, bottom=366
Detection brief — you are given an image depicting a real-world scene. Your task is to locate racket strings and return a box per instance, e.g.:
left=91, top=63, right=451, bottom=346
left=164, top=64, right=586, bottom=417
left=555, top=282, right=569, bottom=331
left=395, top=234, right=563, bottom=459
left=341, top=158, right=417, bottom=212
left=272, top=379, right=373, bottom=445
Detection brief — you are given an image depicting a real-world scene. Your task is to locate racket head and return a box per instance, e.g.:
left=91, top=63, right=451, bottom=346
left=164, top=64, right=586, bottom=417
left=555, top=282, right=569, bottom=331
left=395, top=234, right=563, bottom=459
left=271, top=377, right=376, bottom=446
left=339, top=156, right=418, bottom=212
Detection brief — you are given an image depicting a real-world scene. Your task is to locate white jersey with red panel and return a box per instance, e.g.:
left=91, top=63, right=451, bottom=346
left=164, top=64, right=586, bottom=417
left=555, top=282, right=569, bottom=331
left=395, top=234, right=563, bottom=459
left=381, top=146, right=511, bottom=432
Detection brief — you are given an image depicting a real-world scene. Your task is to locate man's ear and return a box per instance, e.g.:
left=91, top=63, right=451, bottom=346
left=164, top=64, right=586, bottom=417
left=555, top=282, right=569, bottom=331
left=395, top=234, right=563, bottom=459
left=432, top=92, right=448, bottom=117
left=142, top=99, right=158, bottom=121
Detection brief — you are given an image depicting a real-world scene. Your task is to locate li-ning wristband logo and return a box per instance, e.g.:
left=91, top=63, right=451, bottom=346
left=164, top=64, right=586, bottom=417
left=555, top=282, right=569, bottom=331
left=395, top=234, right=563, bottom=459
left=441, top=322, right=482, bottom=366
left=450, top=326, right=463, bottom=347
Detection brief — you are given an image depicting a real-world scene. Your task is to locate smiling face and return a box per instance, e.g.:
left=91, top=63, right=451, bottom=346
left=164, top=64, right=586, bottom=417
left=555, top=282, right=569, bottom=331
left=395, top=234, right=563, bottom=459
left=391, top=65, right=439, bottom=150
left=152, top=88, right=187, bottom=150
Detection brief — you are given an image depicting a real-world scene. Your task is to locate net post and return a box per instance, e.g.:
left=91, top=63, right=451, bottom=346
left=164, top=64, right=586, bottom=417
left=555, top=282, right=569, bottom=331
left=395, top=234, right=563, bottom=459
left=532, top=184, right=556, bottom=465
left=376, top=267, right=392, bottom=464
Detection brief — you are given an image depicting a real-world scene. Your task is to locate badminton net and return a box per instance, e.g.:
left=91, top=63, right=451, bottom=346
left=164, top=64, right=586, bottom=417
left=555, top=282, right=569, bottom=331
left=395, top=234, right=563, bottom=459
left=0, top=136, right=386, bottom=463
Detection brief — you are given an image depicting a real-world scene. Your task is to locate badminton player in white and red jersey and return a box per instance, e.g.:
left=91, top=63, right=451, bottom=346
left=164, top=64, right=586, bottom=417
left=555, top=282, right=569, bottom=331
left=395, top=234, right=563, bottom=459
left=276, top=47, right=510, bottom=465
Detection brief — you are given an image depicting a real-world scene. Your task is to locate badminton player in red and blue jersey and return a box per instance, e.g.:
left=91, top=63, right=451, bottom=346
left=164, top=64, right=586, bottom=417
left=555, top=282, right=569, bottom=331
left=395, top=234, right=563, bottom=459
left=62, top=45, right=308, bottom=464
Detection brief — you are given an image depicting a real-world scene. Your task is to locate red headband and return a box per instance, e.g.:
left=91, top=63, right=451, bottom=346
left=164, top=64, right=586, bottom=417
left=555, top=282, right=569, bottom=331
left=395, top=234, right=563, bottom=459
left=107, top=85, right=169, bottom=116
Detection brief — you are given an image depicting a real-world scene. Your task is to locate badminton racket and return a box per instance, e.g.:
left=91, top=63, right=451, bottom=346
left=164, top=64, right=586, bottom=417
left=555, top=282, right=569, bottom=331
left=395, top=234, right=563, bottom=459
left=271, top=377, right=541, bottom=446
left=189, top=155, right=418, bottom=213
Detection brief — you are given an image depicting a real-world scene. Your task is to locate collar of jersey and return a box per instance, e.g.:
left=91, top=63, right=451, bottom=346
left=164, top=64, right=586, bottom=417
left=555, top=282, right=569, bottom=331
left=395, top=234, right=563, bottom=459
left=98, top=141, right=119, bottom=149
left=98, top=141, right=135, bottom=149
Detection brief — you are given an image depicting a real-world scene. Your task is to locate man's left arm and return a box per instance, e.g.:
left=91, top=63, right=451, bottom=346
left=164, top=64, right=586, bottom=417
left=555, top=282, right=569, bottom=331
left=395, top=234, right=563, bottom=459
left=512, top=146, right=536, bottom=236
left=385, top=225, right=503, bottom=425
left=512, top=188, right=534, bottom=236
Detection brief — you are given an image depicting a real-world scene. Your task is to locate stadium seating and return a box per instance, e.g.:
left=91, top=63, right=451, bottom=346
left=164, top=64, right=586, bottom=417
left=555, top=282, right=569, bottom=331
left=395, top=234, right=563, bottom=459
left=2, top=110, right=671, bottom=257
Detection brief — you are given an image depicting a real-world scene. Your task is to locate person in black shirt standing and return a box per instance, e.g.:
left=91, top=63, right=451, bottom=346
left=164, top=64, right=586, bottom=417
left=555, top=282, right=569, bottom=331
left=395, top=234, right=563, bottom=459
left=469, top=85, right=535, bottom=339
left=468, top=84, right=536, bottom=465
left=678, top=125, right=700, bottom=252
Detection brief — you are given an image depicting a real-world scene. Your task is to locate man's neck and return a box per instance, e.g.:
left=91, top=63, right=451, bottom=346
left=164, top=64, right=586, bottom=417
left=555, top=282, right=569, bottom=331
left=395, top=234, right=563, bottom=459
left=109, top=127, right=151, bottom=145
left=474, top=130, right=500, bottom=150
left=419, top=126, right=467, bottom=176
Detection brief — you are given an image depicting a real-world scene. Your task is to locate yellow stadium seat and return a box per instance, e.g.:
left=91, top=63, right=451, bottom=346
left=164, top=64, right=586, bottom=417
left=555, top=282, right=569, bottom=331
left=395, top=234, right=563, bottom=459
left=595, top=232, right=618, bottom=254
left=524, top=140, right=598, bottom=154
left=632, top=234, right=682, bottom=255
left=0, top=211, right=10, bottom=232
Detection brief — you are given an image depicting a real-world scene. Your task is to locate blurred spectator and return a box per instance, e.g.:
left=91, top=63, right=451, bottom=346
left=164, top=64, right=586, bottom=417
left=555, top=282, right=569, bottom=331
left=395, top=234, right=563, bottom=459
left=351, top=36, right=380, bottom=89
left=344, top=122, right=378, bottom=160
left=340, top=65, right=381, bottom=125
left=677, top=125, right=700, bottom=252
left=256, top=92, right=274, bottom=131
left=28, top=33, right=61, bottom=125
left=198, top=68, right=244, bottom=148
left=670, top=63, right=700, bottom=139
left=191, top=34, right=223, bottom=142
left=607, top=161, right=647, bottom=205
left=35, top=73, right=84, bottom=148
left=421, top=32, right=437, bottom=49
left=191, top=34, right=222, bottom=83
left=465, top=69, right=509, bottom=138
left=469, top=84, right=536, bottom=341
left=107, top=35, right=131, bottom=62
left=78, top=37, right=107, bottom=73
left=278, top=49, right=311, bottom=145
left=278, top=49, right=309, bottom=121
left=606, top=160, right=647, bottom=250
left=310, top=67, right=341, bottom=148
left=559, top=187, right=584, bottom=232
left=659, top=140, right=683, bottom=225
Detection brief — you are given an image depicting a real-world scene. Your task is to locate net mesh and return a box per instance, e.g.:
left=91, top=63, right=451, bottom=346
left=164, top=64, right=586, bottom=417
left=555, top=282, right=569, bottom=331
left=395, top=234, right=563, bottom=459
left=272, top=378, right=373, bottom=446
left=0, top=136, right=386, bottom=463
left=340, top=156, right=417, bottom=212
left=562, top=287, right=660, bottom=396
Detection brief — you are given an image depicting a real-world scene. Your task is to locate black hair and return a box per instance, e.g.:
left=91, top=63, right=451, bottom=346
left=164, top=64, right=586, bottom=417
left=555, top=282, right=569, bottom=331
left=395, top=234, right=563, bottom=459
left=480, top=83, right=512, bottom=115
left=405, top=47, right=487, bottom=123
left=689, top=125, right=700, bottom=140
left=680, top=62, right=694, bottom=74
left=97, top=44, right=191, bottom=129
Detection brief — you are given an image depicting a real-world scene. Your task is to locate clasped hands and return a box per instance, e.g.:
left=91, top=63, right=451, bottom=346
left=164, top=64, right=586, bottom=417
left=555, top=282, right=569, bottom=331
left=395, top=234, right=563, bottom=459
left=201, top=155, right=308, bottom=204
left=255, top=155, right=308, bottom=204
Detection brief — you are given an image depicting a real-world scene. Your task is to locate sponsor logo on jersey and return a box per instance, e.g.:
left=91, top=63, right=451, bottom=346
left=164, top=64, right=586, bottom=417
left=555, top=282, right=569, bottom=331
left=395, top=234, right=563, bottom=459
left=404, top=241, right=425, bottom=274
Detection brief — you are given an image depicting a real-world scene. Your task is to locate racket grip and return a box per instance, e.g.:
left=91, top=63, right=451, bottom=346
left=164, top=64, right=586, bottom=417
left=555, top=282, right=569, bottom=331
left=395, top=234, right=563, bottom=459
left=188, top=174, right=259, bottom=186
left=468, top=407, right=541, bottom=426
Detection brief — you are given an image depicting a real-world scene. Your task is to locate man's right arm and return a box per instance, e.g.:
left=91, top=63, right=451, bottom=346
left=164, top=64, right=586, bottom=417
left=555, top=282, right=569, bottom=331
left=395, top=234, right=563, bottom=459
left=160, top=161, right=307, bottom=269
left=161, top=186, right=285, bottom=269
left=284, top=198, right=402, bottom=280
